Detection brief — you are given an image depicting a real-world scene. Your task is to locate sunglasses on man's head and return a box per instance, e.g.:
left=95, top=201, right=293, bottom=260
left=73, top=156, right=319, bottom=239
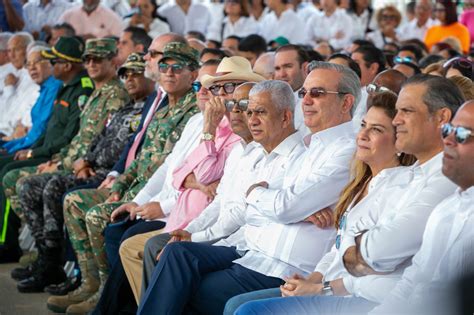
left=443, top=57, right=473, bottom=70
left=393, top=56, right=414, bottom=64
left=224, top=99, right=250, bottom=111
left=297, top=87, right=346, bottom=99
left=208, top=82, right=242, bottom=96
left=441, top=123, right=474, bottom=144
left=366, top=83, right=395, bottom=95
left=158, top=63, right=186, bottom=74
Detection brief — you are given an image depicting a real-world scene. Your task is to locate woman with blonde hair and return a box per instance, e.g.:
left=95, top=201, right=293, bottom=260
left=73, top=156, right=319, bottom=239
left=366, top=5, right=401, bottom=49
left=226, top=92, right=417, bottom=315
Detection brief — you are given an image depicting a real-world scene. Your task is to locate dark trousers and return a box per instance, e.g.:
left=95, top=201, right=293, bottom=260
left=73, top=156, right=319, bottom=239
left=0, top=156, right=48, bottom=254
left=93, top=219, right=165, bottom=315
left=138, top=242, right=284, bottom=315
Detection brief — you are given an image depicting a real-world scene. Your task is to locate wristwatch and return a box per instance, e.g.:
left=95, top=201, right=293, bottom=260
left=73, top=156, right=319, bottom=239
left=201, top=132, right=214, bottom=141
left=321, top=281, right=333, bottom=296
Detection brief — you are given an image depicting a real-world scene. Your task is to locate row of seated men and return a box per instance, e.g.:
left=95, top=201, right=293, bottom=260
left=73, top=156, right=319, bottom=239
left=0, top=32, right=473, bottom=315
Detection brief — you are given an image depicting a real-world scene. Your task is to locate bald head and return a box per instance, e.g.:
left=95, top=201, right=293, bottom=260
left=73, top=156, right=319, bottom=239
left=253, top=52, right=275, bottom=79
left=374, top=69, right=407, bottom=94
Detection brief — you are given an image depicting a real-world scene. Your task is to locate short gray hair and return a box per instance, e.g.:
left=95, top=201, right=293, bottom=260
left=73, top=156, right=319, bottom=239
left=0, top=32, right=12, bottom=51
left=249, top=80, right=295, bottom=114
left=9, top=32, right=34, bottom=48
left=27, top=44, right=50, bottom=55
left=404, top=74, right=465, bottom=116
left=308, top=61, right=362, bottom=115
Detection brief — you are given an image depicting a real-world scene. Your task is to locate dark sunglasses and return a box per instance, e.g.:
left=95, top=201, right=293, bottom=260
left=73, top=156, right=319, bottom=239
left=441, top=123, right=474, bottom=144
left=148, top=49, right=163, bottom=58
left=381, top=14, right=398, bottom=20
left=120, top=71, right=144, bottom=80
left=224, top=99, right=250, bottom=111
left=298, top=87, right=346, bottom=99
left=83, top=56, right=105, bottom=64
left=50, top=58, right=68, bottom=66
left=192, top=81, right=202, bottom=93
left=394, top=56, right=414, bottom=64
left=209, top=82, right=241, bottom=96
left=366, top=83, right=394, bottom=95
left=158, top=63, right=186, bottom=74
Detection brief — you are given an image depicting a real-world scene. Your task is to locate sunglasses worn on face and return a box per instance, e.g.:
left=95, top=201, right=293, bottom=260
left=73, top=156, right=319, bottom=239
left=209, top=82, right=241, bottom=96
left=382, top=14, right=397, bottom=20
left=50, top=59, right=68, bottom=66
left=394, top=56, right=414, bottom=64
left=366, top=83, right=394, bottom=95
left=83, top=56, right=105, bottom=64
left=158, top=63, right=186, bottom=74
left=224, top=99, right=250, bottom=111
left=298, top=87, right=346, bottom=99
left=120, top=71, right=144, bottom=80
left=441, top=123, right=474, bottom=144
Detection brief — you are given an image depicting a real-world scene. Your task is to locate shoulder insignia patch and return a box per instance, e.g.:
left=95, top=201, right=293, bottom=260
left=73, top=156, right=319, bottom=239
left=77, top=95, right=89, bottom=110
left=81, top=77, right=94, bottom=89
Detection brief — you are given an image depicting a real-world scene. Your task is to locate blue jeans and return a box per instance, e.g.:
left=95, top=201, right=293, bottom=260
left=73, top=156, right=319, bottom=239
left=235, top=295, right=378, bottom=315
left=224, top=288, right=281, bottom=315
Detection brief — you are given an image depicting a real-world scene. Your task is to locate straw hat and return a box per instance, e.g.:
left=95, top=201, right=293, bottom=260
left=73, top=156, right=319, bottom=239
left=201, top=56, right=265, bottom=88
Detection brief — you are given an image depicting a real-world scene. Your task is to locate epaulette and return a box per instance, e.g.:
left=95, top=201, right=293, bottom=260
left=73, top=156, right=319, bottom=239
left=81, top=77, right=94, bottom=89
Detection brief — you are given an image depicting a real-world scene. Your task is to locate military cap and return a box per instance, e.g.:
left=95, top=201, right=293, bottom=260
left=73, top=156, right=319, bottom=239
left=118, top=52, right=146, bottom=76
left=41, top=36, right=85, bottom=63
left=82, top=38, right=117, bottom=59
left=158, top=42, right=199, bottom=69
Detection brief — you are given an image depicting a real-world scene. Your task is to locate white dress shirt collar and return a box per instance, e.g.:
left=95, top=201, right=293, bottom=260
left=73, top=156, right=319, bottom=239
left=259, top=131, right=302, bottom=157
left=303, top=121, right=354, bottom=147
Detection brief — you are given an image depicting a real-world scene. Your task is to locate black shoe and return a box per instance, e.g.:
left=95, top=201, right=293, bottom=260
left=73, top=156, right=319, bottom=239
left=44, top=276, right=81, bottom=296
left=17, top=265, right=67, bottom=293
left=11, top=263, right=37, bottom=281
left=0, top=246, right=22, bottom=263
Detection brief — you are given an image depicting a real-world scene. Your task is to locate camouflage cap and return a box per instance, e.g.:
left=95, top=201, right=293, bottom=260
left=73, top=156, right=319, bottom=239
left=82, top=38, right=117, bottom=59
left=158, top=42, right=199, bottom=68
left=118, top=52, right=146, bottom=76
left=41, top=36, right=85, bottom=63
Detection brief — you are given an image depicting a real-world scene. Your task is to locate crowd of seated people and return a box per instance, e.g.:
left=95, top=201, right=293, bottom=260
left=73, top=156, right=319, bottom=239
left=0, top=0, right=473, bottom=314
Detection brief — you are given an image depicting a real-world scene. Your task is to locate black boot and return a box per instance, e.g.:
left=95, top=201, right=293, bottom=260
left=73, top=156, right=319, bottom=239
left=11, top=240, right=45, bottom=281
left=17, top=246, right=66, bottom=293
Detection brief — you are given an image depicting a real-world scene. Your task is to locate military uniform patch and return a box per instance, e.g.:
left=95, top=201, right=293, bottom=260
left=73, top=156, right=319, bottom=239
left=130, top=115, right=141, bottom=132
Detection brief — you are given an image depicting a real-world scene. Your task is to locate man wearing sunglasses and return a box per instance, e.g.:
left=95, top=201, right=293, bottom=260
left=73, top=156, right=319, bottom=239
left=370, top=100, right=474, bottom=315
left=8, top=38, right=129, bottom=294
left=0, top=36, right=94, bottom=264
left=59, top=41, right=200, bottom=311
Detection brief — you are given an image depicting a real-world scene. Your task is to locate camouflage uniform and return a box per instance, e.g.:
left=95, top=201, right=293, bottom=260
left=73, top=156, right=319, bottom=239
left=64, top=89, right=199, bottom=279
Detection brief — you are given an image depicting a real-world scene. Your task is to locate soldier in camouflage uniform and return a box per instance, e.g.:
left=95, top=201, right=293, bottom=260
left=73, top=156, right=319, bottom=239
left=11, top=38, right=130, bottom=294
left=58, top=41, right=200, bottom=314
left=0, top=37, right=94, bottom=263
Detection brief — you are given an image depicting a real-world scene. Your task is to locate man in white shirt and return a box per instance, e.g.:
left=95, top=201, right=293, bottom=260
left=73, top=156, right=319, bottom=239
left=232, top=75, right=466, bottom=315
left=0, top=33, right=14, bottom=97
left=371, top=100, right=474, bottom=315
left=305, top=0, right=353, bottom=50
left=158, top=0, right=211, bottom=35
left=138, top=80, right=306, bottom=315
left=273, top=44, right=308, bottom=133
left=397, top=0, right=438, bottom=42
left=258, top=0, right=307, bottom=44
left=0, top=32, right=39, bottom=138
left=22, top=0, right=73, bottom=36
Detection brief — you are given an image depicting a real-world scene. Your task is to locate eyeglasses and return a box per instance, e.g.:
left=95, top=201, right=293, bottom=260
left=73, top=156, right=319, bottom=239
left=50, top=59, right=69, bottom=66
left=26, top=59, right=48, bottom=68
left=120, top=71, right=144, bottom=80
left=158, top=63, right=186, bottom=74
left=83, top=56, right=105, bottom=64
left=441, top=123, right=474, bottom=144
left=381, top=14, right=398, bottom=20
left=147, top=49, right=163, bottom=59
left=335, top=213, right=347, bottom=250
left=394, top=56, right=414, bottom=64
left=224, top=99, right=250, bottom=111
left=209, top=82, right=242, bottom=96
left=297, top=87, right=346, bottom=99
left=192, top=81, right=202, bottom=93
left=366, top=83, right=394, bottom=95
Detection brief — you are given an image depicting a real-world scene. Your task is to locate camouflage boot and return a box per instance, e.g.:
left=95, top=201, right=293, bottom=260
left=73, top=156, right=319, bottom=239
left=65, top=284, right=103, bottom=315
left=46, top=260, right=99, bottom=313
